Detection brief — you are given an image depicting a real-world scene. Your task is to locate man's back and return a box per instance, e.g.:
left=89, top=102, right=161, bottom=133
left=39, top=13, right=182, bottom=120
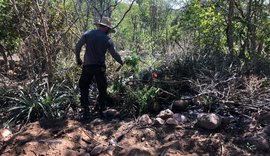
left=76, top=29, right=112, bottom=66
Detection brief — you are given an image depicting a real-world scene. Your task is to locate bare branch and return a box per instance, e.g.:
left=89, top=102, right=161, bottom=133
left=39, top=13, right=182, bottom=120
left=113, top=0, right=136, bottom=29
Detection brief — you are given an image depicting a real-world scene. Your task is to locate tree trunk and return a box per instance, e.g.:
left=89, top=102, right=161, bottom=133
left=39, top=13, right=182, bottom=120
left=227, top=0, right=234, bottom=56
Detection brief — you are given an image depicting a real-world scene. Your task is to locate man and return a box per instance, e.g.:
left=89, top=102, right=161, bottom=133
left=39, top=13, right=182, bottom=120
left=75, top=16, right=124, bottom=120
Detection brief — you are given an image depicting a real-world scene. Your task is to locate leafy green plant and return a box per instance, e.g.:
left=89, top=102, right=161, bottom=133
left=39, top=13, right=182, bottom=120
left=121, top=85, right=159, bottom=115
left=5, top=77, right=79, bottom=125
left=137, top=86, right=159, bottom=113
left=124, top=53, right=140, bottom=75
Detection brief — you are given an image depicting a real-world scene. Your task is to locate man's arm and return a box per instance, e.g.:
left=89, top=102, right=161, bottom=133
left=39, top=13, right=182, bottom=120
left=75, top=33, right=86, bottom=65
left=108, top=40, right=124, bottom=65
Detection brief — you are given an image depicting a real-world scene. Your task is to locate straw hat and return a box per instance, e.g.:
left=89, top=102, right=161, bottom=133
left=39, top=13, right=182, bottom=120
left=94, top=16, right=115, bottom=33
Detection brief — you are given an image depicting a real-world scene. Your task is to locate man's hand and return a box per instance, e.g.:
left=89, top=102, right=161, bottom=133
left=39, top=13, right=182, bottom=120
left=76, top=58, right=83, bottom=66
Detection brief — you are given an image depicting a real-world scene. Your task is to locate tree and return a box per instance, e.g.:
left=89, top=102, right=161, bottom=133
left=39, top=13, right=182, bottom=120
left=227, top=0, right=234, bottom=56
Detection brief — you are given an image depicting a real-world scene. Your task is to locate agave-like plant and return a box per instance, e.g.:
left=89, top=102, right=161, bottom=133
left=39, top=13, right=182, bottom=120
left=7, top=85, right=43, bottom=124
left=5, top=78, right=79, bottom=125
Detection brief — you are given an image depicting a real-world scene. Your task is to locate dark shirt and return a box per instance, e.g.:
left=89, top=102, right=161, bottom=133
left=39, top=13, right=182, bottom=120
left=75, top=29, right=123, bottom=66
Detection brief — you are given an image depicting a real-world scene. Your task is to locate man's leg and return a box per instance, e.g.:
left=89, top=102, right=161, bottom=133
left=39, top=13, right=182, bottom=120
left=95, top=68, right=108, bottom=112
left=79, top=66, right=93, bottom=119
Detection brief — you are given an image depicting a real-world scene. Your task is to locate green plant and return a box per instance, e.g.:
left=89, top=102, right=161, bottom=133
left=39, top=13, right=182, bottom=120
left=124, top=53, right=140, bottom=75
left=122, top=85, right=159, bottom=114
left=138, top=86, right=160, bottom=113
left=5, top=77, right=79, bottom=125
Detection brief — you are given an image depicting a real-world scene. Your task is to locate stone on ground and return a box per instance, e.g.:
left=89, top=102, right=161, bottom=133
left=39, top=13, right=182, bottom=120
left=139, top=114, right=152, bottom=126
left=90, top=144, right=105, bottom=156
left=196, top=113, right=222, bottom=130
left=153, top=117, right=165, bottom=126
left=171, top=99, right=189, bottom=112
left=157, top=109, right=174, bottom=120
left=166, top=118, right=178, bottom=126
left=103, top=109, right=119, bottom=118
left=173, top=113, right=187, bottom=123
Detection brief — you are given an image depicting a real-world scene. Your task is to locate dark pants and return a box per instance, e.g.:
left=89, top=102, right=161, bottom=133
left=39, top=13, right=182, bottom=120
left=79, top=65, right=107, bottom=113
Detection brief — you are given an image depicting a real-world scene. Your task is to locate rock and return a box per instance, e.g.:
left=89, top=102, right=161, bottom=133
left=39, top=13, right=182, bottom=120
left=0, top=128, right=12, bottom=141
left=91, top=118, right=103, bottom=125
left=247, top=133, right=269, bottom=151
left=153, top=117, right=165, bottom=126
left=171, top=99, right=189, bottom=112
left=196, top=113, right=222, bottom=130
left=90, top=144, right=105, bottom=156
left=166, top=118, right=178, bottom=126
left=139, top=114, right=152, bottom=126
left=173, top=113, right=187, bottom=123
left=157, top=109, right=174, bottom=120
left=103, top=109, right=120, bottom=118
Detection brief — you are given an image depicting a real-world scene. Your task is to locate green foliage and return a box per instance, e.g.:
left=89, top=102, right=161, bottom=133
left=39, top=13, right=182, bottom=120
left=119, top=85, right=159, bottom=115
left=173, top=0, right=226, bottom=52
left=136, top=86, right=159, bottom=113
left=124, top=53, right=140, bottom=74
left=4, top=76, right=79, bottom=125
left=1, top=0, right=270, bottom=124
left=0, top=0, right=18, bottom=49
left=113, top=0, right=173, bottom=53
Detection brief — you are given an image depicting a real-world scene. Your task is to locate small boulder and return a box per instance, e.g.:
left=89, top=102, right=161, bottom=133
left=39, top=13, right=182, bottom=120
left=173, top=113, right=187, bottom=123
left=0, top=128, right=12, bottom=141
left=157, top=109, right=174, bottom=120
left=90, top=144, right=105, bottom=156
left=103, top=109, right=119, bottom=118
left=166, top=118, right=178, bottom=126
left=153, top=117, right=165, bottom=126
left=196, top=113, right=222, bottom=130
left=91, top=118, right=103, bottom=125
left=139, top=114, right=152, bottom=126
left=171, top=99, right=189, bottom=112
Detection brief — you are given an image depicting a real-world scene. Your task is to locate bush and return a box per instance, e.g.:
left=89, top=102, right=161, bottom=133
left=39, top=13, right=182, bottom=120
left=4, top=75, right=79, bottom=125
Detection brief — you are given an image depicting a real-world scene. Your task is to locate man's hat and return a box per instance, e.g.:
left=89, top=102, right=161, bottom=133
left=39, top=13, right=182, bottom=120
left=94, top=16, right=115, bottom=33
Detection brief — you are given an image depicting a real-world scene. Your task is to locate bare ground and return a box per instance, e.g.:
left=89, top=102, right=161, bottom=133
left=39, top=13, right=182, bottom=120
left=1, top=105, right=269, bottom=156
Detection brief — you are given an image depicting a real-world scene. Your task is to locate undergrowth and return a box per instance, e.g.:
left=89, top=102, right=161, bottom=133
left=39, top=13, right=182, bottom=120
left=1, top=49, right=270, bottom=127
